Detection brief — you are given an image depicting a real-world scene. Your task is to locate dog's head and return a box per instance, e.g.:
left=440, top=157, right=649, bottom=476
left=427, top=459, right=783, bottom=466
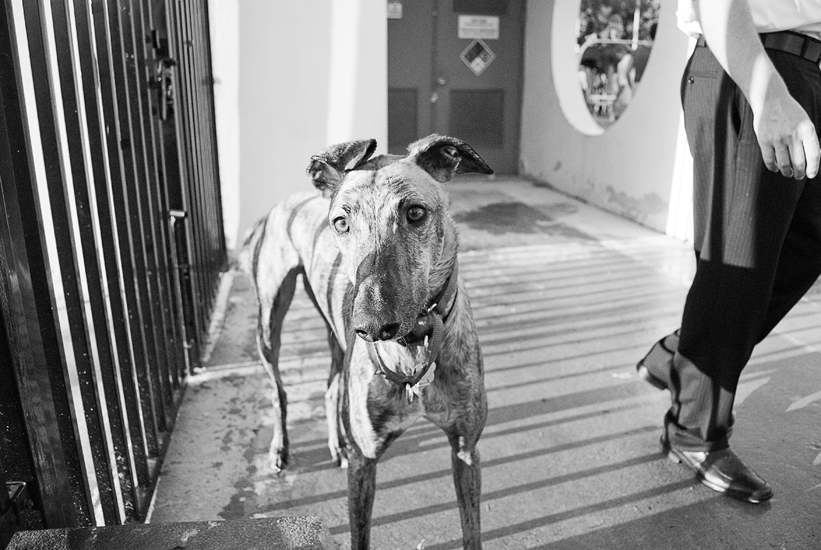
left=307, top=134, right=493, bottom=343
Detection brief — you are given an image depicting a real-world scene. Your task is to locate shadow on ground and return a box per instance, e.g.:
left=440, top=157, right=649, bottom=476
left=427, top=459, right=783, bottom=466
left=150, top=178, right=821, bottom=550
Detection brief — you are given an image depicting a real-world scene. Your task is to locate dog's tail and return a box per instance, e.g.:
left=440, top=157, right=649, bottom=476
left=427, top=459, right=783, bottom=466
left=238, top=214, right=268, bottom=278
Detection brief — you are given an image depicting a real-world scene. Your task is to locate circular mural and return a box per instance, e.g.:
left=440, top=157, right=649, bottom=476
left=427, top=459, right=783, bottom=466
left=553, top=0, right=660, bottom=135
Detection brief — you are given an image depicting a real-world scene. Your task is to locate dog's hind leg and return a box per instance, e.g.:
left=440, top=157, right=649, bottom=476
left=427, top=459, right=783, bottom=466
left=447, top=432, right=483, bottom=550
left=324, top=333, right=348, bottom=468
left=300, top=277, right=348, bottom=467
left=256, top=267, right=299, bottom=473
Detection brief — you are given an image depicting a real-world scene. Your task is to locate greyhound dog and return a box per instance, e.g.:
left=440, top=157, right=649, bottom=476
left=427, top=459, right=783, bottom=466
left=241, top=134, right=491, bottom=549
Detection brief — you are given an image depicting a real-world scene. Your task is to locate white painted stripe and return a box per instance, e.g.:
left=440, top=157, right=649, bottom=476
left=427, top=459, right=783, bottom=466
left=786, top=390, right=821, bottom=412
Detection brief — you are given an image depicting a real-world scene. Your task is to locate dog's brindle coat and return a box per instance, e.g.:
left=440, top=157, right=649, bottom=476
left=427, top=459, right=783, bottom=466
left=241, top=135, right=491, bottom=549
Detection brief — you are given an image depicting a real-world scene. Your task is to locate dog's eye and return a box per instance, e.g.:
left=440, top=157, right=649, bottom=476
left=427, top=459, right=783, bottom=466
left=332, top=216, right=349, bottom=234
left=406, top=206, right=427, bottom=223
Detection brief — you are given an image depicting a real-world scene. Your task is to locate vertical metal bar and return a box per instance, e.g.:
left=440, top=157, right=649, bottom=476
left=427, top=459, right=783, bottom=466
left=1, top=0, right=225, bottom=526
left=184, top=0, right=211, bottom=334
left=95, top=0, right=161, bottom=456
left=18, top=0, right=127, bottom=526
left=114, top=0, right=169, bottom=433
left=195, top=0, right=223, bottom=319
left=135, top=0, right=182, bottom=397
left=152, top=0, right=196, bottom=378
left=0, top=457, right=9, bottom=513
left=198, top=1, right=227, bottom=284
left=120, top=0, right=174, bottom=426
left=143, top=0, right=186, bottom=390
left=0, top=1, right=84, bottom=528
left=48, top=0, right=143, bottom=523
left=74, top=0, right=152, bottom=497
left=0, top=310, right=40, bottom=524
left=169, top=0, right=204, bottom=364
left=89, top=0, right=159, bottom=475
left=175, top=0, right=205, bottom=336
left=160, top=0, right=200, bottom=375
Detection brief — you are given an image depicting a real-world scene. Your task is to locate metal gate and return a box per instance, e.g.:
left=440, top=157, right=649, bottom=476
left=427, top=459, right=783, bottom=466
left=0, top=0, right=225, bottom=535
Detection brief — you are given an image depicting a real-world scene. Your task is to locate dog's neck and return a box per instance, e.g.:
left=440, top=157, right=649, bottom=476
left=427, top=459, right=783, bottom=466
left=427, top=217, right=459, bottom=308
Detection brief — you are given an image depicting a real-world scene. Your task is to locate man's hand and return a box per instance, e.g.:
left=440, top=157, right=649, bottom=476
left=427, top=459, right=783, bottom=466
left=696, top=0, right=821, bottom=180
left=754, top=90, right=821, bottom=180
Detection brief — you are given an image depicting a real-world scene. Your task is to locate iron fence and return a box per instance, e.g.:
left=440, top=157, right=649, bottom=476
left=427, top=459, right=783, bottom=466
left=0, top=0, right=225, bottom=533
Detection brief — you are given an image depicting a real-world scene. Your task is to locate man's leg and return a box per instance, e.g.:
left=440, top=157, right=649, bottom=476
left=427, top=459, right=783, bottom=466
left=639, top=47, right=821, bottom=502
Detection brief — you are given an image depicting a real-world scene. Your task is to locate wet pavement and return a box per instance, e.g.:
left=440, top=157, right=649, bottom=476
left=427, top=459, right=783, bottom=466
left=149, top=177, right=821, bottom=549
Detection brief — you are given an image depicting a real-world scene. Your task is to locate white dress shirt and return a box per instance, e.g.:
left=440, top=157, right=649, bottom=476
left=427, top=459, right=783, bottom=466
left=678, top=0, right=821, bottom=39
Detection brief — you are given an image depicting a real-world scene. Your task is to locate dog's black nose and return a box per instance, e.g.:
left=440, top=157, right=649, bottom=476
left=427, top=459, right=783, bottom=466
left=354, top=322, right=401, bottom=342
left=378, top=323, right=401, bottom=341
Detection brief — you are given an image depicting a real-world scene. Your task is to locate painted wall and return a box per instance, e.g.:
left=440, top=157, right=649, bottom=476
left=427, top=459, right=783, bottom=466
left=212, top=0, right=692, bottom=249
left=217, top=0, right=387, bottom=250
left=520, top=0, right=693, bottom=237
left=209, top=0, right=239, bottom=249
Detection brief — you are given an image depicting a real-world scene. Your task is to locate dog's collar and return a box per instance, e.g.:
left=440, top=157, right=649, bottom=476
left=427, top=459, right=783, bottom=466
left=366, top=261, right=459, bottom=402
left=367, top=316, right=442, bottom=402
left=430, top=261, right=459, bottom=323
left=403, top=261, right=459, bottom=343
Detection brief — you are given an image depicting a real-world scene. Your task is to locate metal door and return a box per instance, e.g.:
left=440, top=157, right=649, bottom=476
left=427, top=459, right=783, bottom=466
left=388, top=0, right=525, bottom=174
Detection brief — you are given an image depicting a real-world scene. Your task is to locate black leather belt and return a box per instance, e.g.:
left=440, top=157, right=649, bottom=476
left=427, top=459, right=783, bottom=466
left=696, top=31, right=821, bottom=64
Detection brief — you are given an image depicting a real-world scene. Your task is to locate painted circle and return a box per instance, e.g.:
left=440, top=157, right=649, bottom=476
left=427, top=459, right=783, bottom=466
left=552, top=0, right=605, bottom=136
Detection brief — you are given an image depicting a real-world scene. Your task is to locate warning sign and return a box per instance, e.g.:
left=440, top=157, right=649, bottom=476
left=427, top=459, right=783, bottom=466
left=460, top=39, right=495, bottom=76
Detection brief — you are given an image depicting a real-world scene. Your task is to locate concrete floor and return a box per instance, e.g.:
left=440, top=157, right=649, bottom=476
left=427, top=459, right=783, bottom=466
left=149, top=177, right=821, bottom=549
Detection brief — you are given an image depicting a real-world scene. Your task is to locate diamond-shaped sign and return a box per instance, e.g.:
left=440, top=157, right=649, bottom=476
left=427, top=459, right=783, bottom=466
left=460, top=39, right=495, bottom=76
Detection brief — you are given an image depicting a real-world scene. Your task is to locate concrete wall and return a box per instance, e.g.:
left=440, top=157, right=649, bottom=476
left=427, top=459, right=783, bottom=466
left=208, top=0, right=239, bottom=249
left=520, top=0, right=693, bottom=238
left=214, top=0, right=388, bottom=251
left=212, top=0, right=693, bottom=248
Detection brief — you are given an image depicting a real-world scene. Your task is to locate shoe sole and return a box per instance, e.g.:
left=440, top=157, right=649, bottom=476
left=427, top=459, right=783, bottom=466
left=661, top=436, right=773, bottom=504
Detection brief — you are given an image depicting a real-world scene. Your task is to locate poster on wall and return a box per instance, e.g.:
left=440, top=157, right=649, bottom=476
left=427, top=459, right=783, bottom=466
left=458, top=15, right=499, bottom=39
left=460, top=39, right=495, bottom=76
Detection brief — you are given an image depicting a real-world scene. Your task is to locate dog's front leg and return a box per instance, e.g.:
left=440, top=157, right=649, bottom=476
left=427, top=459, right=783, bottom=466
left=347, top=450, right=377, bottom=549
left=448, top=433, right=482, bottom=549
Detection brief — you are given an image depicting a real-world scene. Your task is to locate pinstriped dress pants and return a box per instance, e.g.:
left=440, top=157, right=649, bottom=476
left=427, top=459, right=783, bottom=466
left=667, top=42, right=821, bottom=452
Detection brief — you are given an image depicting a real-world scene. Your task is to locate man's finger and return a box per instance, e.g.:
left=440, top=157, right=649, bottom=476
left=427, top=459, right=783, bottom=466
left=798, top=122, right=820, bottom=179
left=773, top=143, right=793, bottom=177
left=789, top=135, right=807, bottom=180
left=761, top=144, right=779, bottom=173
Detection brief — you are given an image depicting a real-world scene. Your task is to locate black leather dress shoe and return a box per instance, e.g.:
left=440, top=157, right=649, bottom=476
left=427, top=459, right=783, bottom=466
left=661, top=434, right=773, bottom=504
left=636, top=331, right=679, bottom=391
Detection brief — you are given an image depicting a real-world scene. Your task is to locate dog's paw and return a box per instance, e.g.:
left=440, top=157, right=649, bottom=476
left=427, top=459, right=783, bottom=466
left=329, top=444, right=349, bottom=469
left=269, top=449, right=288, bottom=474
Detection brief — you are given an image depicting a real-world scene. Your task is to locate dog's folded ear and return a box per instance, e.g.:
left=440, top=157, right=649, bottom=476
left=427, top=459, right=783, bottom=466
left=307, top=139, right=377, bottom=197
left=407, top=134, right=494, bottom=183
